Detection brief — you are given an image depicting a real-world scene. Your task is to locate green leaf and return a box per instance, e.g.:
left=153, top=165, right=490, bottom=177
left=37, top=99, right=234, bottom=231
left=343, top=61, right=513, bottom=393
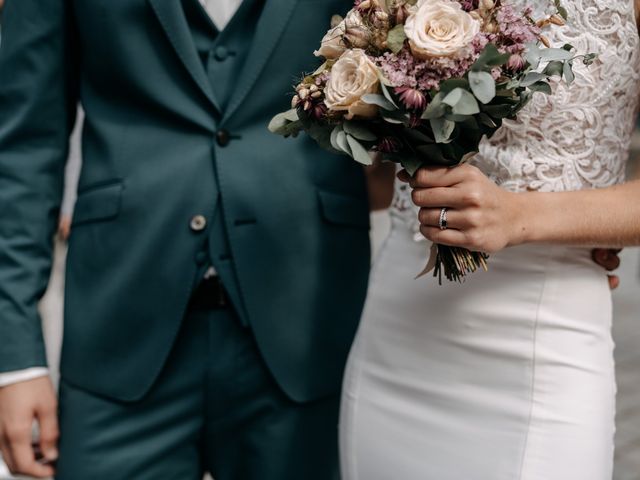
left=538, top=47, right=573, bottom=61
left=481, top=103, right=514, bottom=118
left=524, top=42, right=542, bottom=69
left=543, top=60, right=564, bottom=77
left=430, top=117, right=455, bottom=143
left=557, top=5, right=568, bottom=20
left=472, top=44, right=511, bottom=71
left=330, top=125, right=351, bottom=154
left=582, top=53, right=598, bottom=66
left=421, top=92, right=446, bottom=119
left=438, top=78, right=470, bottom=95
left=563, top=61, right=575, bottom=84
left=343, top=122, right=377, bottom=141
left=445, top=113, right=472, bottom=122
left=382, top=109, right=410, bottom=124
left=308, top=124, right=340, bottom=153
left=386, top=24, right=407, bottom=54
left=443, top=88, right=480, bottom=115
left=528, top=81, right=552, bottom=95
left=468, top=71, right=496, bottom=104
left=400, top=156, right=424, bottom=176
left=520, top=72, right=547, bottom=87
left=361, top=93, right=397, bottom=111
left=346, top=135, right=373, bottom=165
left=379, top=82, right=399, bottom=109
left=268, top=109, right=302, bottom=135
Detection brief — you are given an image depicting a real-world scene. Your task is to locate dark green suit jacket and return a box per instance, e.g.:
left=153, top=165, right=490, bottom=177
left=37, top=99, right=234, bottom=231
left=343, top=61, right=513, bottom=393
left=0, top=0, right=370, bottom=403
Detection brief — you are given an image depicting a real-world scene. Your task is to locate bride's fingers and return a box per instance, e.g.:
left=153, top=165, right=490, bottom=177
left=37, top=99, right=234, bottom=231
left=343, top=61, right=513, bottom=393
left=418, top=208, right=463, bottom=230
left=419, top=225, right=469, bottom=248
left=398, top=164, right=481, bottom=189
left=411, top=187, right=466, bottom=209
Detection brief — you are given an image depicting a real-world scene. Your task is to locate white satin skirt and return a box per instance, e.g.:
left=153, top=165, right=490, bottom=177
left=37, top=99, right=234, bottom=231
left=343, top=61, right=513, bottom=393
left=340, top=216, right=616, bottom=480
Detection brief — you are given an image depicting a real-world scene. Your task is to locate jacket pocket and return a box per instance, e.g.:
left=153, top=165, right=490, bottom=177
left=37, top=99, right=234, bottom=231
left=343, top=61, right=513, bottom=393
left=317, top=189, right=369, bottom=230
left=72, top=181, right=124, bottom=226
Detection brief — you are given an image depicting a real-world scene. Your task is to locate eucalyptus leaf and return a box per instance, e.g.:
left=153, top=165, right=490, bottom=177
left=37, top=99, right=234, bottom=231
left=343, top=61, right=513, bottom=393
left=524, top=42, right=542, bottom=69
left=308, top=124, right=340, bottom=153
left=336, top=130, right=351, bottom=154
left=361, top=93, right=397, bottom=111
left=472, top=44, right=511, bottom=71
left=557, top=5, right=568, bottom=19
left=421, top=92, right=446, bottom=119
left=330, top=125, right=344, bottom=152
left=528, top=81, right=552, bottom=95
left=346, top=135, right=373, bottom=165
left=381, top=109, right=408, bottom=124
left=445, top=113, right=472, bottom=122
left=563, top=60, right=575, bottom=84
left=343, top=122, right=377, bottom=141
left=538, top=48, right=574, bottom=61
left=443, top=88, right=480, bottom=115
left=430, top=117, right=455, bottom=143
left=401, top=156, right=424, bottom=176
left=519, top=71, right=547, bottom=87
left=468, top=71, right=496, bottom=104
left=268, top=109, right=301, bottom=134
left=380, top=82, right=399, bottom=109
left=583, top=53, right=598, bottom=66
left=543, top=60, right=564, bottom=77
left=386, top=24, right=407, bottom=54
left=439, top=78, right=470, bottom=95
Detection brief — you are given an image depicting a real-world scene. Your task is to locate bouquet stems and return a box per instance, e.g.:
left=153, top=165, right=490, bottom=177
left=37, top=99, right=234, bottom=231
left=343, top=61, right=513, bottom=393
left=433, top=245, right=489, bottom=284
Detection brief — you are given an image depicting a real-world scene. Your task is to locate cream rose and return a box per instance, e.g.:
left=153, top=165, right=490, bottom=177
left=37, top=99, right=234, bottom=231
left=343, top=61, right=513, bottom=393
left=324, top=49, right=380, bottom=120
left=404, top=0, right=480, bottom=59
left=314, top=10, right=368, bottom=59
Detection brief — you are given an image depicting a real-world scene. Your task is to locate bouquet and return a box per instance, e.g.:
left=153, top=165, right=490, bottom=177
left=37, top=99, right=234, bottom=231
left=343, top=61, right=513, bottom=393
left=269, top=0, right=596, bottom=283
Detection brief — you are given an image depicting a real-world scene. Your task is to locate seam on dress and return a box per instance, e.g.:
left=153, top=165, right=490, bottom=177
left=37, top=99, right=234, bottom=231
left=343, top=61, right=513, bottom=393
left=517, top=249, right=553, bottom=480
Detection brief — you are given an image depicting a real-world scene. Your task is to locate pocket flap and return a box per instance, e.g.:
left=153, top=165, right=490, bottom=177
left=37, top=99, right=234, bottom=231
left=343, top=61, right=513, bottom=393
left=72, top=182, right=124, bottom=226
left=317, top=190, right=369, bottom=229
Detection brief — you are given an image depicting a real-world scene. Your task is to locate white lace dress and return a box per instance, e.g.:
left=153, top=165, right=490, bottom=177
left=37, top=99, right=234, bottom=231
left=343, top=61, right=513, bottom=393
left=339, top=0, right=640, bottom=478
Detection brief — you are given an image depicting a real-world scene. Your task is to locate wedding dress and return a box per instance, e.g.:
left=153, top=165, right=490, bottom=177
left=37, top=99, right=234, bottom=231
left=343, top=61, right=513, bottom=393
left=339, top=0, right=640, bottom=478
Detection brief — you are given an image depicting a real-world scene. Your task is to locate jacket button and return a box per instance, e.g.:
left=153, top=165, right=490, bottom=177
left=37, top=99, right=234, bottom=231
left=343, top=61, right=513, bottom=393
left=190, top=215, right=207, bottom=232
left=216, top=129, right=231, bottom=147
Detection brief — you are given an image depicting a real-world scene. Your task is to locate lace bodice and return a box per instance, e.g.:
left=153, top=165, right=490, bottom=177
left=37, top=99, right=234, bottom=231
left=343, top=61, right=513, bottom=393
left=392, top=0, right=640, bottom=234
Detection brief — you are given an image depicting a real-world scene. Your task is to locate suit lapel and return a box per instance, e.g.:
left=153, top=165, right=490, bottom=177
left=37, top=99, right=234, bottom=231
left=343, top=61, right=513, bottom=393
left=147, top=0, right=221, bottom=113
left=223, top=0, right=300, bottom=122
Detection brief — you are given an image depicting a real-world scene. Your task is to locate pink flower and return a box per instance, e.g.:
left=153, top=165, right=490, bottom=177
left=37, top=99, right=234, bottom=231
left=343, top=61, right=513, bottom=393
left=395, top=86, right=428, bottom=111
left=506, top=54, right=525, bottom=72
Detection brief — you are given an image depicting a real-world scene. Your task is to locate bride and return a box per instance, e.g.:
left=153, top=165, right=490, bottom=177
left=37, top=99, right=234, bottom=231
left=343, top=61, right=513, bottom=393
left=339, top=0, right=640, bottom=478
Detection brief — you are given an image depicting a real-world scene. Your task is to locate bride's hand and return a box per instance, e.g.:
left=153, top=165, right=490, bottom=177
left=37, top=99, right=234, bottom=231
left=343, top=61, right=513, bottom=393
left=398, top=164, right=525, bottom=253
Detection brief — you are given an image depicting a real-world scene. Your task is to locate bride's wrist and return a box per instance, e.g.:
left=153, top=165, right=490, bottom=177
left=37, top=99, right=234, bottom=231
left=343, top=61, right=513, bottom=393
left=507, top=191, right=539, bottom=247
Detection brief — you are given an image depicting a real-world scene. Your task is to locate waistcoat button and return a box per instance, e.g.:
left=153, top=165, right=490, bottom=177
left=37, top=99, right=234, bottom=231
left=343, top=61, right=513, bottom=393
left=214, top=46, right=229, bottom=61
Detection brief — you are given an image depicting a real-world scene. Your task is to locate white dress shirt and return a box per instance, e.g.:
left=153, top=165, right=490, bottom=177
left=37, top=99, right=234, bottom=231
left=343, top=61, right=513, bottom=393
left=199, top=0, right=243, bottom=31
left=0, top=1, right=243, bottom=389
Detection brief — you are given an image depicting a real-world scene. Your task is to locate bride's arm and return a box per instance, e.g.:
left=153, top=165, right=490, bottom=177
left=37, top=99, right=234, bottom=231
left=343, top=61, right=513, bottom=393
left=365, top=158, right=396, bottom=211
left=402, top=164, right=640, bottom=252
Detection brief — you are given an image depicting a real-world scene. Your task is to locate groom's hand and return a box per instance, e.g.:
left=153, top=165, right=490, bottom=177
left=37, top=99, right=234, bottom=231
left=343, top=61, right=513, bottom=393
left=592, top=249, right=622, bottom=290
left=0, top=377, right=58, bottom=478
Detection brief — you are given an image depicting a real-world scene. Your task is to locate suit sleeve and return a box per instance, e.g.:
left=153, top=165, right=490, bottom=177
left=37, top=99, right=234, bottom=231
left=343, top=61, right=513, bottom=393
left=0, top=0, right=79, bottom=372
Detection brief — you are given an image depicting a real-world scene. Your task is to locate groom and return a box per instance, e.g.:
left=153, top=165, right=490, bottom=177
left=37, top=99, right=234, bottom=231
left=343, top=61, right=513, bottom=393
left=0, top=0, right=370, bottom=478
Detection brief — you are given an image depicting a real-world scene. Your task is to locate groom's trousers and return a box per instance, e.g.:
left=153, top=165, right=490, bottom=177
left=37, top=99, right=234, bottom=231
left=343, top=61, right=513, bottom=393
left=54, top=278, right=341, bottom=480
